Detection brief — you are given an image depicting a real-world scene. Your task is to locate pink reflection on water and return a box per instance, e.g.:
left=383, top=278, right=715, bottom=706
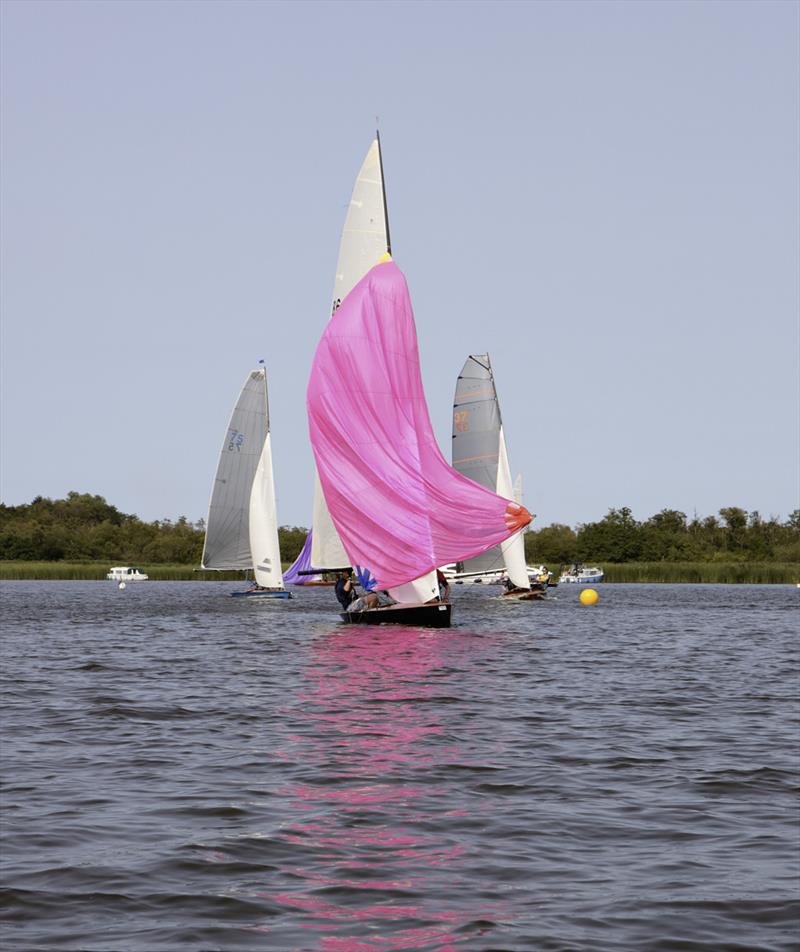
left=258, top=626, right=506, bottom=947
left=283, top=782, right=444, bottom=807
left=283, top=822, right=421, bottom=848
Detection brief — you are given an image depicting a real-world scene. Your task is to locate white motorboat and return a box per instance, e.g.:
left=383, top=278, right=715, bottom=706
left=559, top=564, right=604, bottom=584
left=106, top=566, right=148, bottom=581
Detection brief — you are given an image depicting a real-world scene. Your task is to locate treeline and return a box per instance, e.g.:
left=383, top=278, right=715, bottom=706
left=523, top=507, right=800, bottom=565
left=1, top=494, right=797, bottom=568
left=0, top=493, right=309, bottom=565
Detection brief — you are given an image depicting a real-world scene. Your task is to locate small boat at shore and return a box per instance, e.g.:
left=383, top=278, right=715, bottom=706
left=559, top=564, right=604, bottom=584
left=107, top=566, right=148, bottom=581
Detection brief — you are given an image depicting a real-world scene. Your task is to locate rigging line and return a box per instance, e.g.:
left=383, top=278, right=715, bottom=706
left=376, top=128, right=392, bottom=255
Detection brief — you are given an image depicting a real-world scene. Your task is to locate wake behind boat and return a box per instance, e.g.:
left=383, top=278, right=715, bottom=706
left=201, top=367, right=291, bottom=599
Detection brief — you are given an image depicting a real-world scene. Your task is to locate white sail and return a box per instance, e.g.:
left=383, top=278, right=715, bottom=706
left=311, top=136, right=439, bottom=603
left=249, top=432, right=285, bottom=589
left=496, top=428, right=530, bottom=589
left=331, top=138, right=390, bottom=314
left=513, top=473, right=523, bottom=505
left=310, top=470, right=349, bottom=569
left=311, top=139, right=388, bottom=571
left=202, top=370, right=267, bottom=570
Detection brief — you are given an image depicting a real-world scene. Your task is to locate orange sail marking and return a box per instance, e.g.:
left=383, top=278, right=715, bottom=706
left=504, top=503, right=532, bottom=533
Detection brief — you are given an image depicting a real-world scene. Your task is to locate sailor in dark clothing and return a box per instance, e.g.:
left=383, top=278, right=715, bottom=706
left=335, top=572, right=356, bottom=609
left=335, top=571, right=380, bottom=611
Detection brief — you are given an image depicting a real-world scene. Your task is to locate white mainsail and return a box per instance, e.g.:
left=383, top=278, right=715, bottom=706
left=203, top=367, right=285, bottom=590
left=310, top=135, right=437, bottom=601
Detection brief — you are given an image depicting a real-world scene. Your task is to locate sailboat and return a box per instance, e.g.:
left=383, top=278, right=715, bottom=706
left=306, top=136, right=532, bottom=626
left=451, top=355, right=544, bottom=601
left=201, top=366, right=291, bottom=599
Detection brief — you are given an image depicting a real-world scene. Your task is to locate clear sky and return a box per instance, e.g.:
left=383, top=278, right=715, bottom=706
left=2, top=0, right=798, bottom=530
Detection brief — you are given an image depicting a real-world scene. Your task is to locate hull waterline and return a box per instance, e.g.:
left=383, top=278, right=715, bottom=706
left=340, top=602, right=452, bottom=628
left=231, top=590, right=292, bottom=599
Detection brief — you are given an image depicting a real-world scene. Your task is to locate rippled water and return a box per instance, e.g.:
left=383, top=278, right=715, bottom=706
left=1, top=581, right=798, bottom=951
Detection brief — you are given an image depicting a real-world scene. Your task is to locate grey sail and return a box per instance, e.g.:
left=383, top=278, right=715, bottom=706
left=201, top=370, right=267, bottom=570
left=451, top=354, right=506, bottom=576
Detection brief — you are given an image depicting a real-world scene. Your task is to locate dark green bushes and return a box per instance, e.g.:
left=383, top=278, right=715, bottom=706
left=0, top=493, right=308, bottom=565
left=524, top=506, right=799, bottom=567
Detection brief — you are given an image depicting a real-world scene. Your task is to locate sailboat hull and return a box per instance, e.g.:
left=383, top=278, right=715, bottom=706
left=340, top=602, right=452, bottom=628
left=231, top=590, right=293, bottom=599
left=499, top=589, right=547, bottom=601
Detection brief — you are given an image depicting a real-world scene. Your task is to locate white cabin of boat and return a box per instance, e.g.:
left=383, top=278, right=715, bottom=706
left=106, top=566, right=149, bottom=581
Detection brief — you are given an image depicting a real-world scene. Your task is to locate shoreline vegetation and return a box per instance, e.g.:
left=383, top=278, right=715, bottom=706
left=0, top=493, right=797, bottom=584
left=0, top=560, right=797, bottom=584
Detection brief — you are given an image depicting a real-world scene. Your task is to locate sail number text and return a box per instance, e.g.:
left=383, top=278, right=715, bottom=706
left=454, top=411, right=470, bottom=433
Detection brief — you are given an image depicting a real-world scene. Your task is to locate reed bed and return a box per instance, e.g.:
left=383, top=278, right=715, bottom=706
left=1, top=561, right=796, bottom=584
left=0, top=562, right=247, bottom=581
left=599, top=562, right=798, bottom=584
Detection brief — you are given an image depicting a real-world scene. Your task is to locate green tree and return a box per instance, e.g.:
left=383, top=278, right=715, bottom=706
left=524, top=523, right=578, bottom=565
left=577, top=507, right=643, bottom=562
left=278, top=526, right=310, bottom=564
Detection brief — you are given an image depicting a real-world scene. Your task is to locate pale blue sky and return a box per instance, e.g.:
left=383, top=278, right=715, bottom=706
left=1, top=0, right=798, bottom=529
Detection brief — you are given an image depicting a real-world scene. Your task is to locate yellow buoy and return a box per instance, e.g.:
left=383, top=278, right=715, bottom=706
left=580, top=588, right=598, bottom=606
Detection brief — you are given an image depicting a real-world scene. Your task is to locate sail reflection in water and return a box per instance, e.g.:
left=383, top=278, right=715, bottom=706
left=259, top=627, right=508, bottom=949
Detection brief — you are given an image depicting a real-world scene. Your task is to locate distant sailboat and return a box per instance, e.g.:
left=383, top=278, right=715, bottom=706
left=201, top=367, right=290, bottom=599
left=452, top=354, right=543, bottom=600
left=307, top=138, right=532, bottom=626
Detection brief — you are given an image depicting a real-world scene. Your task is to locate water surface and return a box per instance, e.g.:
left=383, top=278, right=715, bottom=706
left=1, top=582, right=797, bottom=951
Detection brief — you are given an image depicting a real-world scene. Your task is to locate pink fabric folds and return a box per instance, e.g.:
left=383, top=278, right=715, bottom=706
left=307, top=260, right=531, bottom=590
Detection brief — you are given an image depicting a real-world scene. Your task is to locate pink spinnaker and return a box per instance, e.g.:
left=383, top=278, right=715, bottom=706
left=307, top=260, right=531, bottom=590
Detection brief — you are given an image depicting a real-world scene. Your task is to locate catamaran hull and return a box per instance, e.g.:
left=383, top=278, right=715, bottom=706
left=340, top=603, right=452, bottom=627
left=231, top=590, right=292, bottom=599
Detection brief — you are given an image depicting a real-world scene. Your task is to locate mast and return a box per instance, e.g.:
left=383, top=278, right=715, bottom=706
left=376, top=129, right=392, bottom=255
left=259, top=359, right=268, bottom=440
